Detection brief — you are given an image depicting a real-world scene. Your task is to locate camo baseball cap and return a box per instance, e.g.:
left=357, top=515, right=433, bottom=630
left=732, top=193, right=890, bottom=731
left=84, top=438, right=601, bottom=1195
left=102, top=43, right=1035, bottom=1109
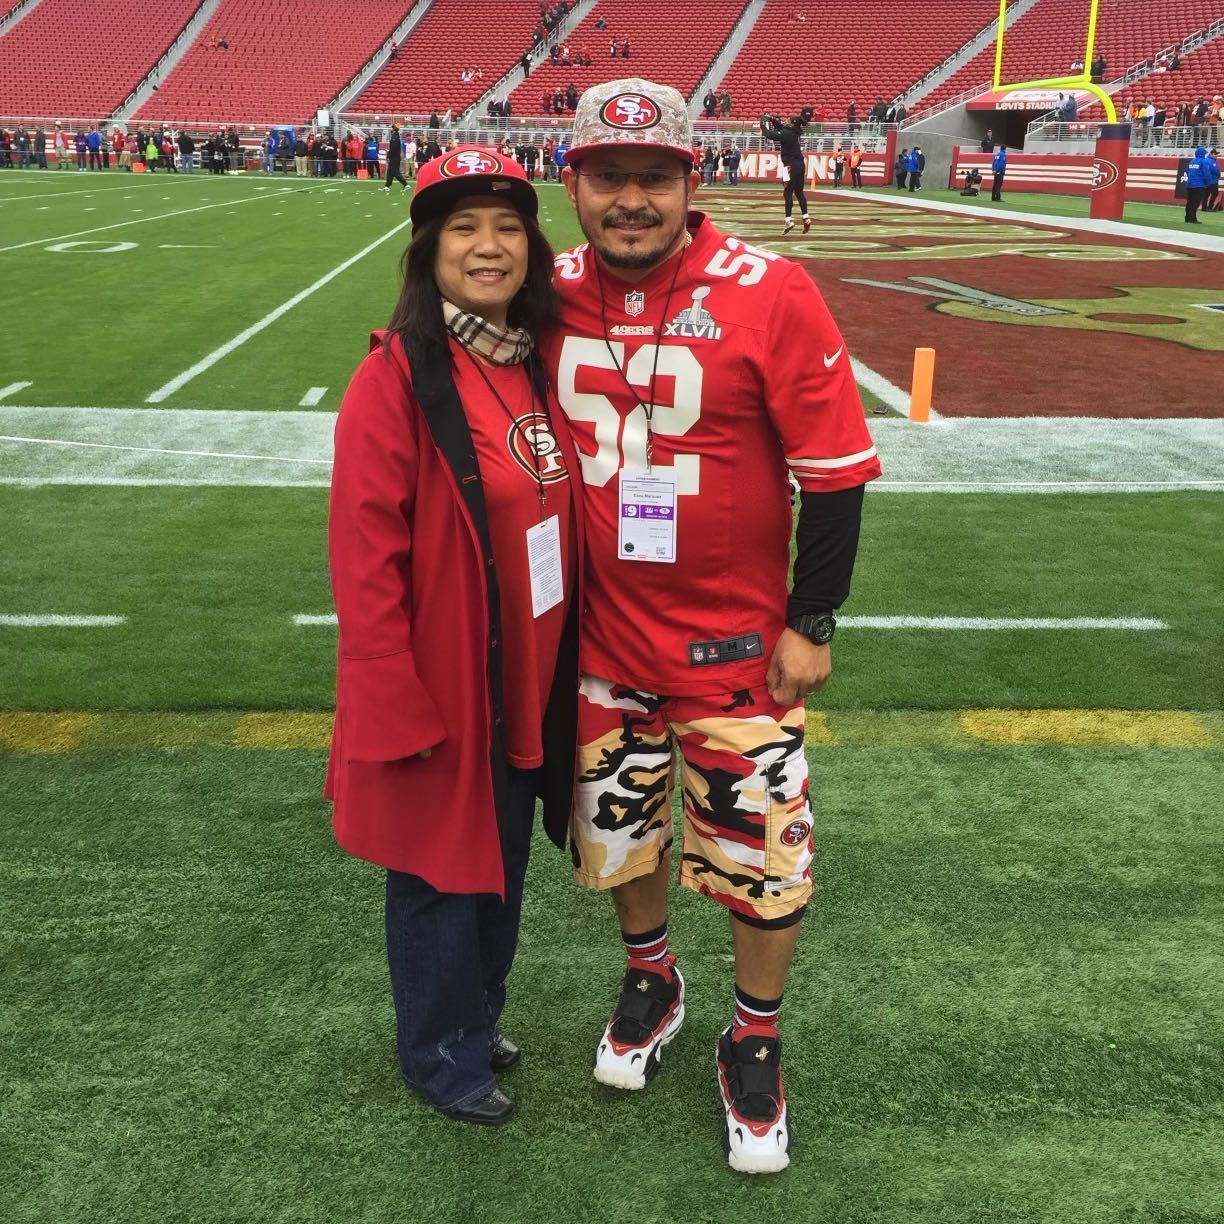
left=566, top=78, right=695, bottom=166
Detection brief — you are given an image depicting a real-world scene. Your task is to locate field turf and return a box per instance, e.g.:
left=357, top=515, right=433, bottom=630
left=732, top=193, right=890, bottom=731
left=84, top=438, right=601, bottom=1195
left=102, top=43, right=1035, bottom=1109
left=1, top=170, right=1222, bottom=1223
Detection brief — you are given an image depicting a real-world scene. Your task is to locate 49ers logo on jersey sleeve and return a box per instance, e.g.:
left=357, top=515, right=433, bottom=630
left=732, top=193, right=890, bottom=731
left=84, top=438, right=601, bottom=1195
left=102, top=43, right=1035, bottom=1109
left=439, top=149, right=503, bottom=177
left=600, top=94, right=661, bottom=130
left=507, top=413, right=568, bottom=483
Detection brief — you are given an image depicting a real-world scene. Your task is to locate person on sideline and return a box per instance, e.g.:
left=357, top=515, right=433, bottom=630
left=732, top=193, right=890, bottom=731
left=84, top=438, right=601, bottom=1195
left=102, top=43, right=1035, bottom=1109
left=326, top=149, right=583, bottom=1128
left=991, top=143, right=1007, bottom=201
left=544, top=78, right=881, bottom=1174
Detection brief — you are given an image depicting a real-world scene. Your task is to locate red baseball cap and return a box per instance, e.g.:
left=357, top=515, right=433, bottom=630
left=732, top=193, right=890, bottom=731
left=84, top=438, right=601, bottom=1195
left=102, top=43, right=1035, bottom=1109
left=410, top=146, right=538, bottom=227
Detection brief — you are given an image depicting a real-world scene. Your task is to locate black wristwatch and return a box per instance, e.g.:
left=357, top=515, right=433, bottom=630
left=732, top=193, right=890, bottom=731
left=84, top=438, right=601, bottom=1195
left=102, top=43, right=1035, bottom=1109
left=788, top=612, right=836, bottom=645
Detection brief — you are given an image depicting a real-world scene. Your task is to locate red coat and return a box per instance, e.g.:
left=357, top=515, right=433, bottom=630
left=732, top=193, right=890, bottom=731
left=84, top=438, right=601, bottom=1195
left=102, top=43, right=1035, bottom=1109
left=324, top=332, right=583, bottom=896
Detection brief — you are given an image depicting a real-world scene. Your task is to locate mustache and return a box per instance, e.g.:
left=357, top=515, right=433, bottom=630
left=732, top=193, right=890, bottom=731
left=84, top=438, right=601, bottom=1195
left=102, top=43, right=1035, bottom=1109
left=602, top=209, right=661, bottom=227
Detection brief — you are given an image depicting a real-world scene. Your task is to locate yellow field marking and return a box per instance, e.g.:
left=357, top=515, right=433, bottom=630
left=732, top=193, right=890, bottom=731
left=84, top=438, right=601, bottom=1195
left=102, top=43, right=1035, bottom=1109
left=961, top=709, right=1216, bottom=748
left=803, top=711, right=837, bottom=746
left=2, top=710, right=1217, bottom=753
left=0, top=713, right=95, bottom=752
left=233, top=712, right=333, bottom=750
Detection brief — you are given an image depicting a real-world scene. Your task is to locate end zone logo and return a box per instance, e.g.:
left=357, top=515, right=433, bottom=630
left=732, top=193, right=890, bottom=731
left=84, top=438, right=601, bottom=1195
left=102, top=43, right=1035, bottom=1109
left=440, top=150, right=502, bottom=177
left=507, top=413, right=568, bottom=483
left=1091, top=159, right=1119, bottom=191
left=780, top=819, right=811, bottom=848
left=600, top=94, right=660, bottom=130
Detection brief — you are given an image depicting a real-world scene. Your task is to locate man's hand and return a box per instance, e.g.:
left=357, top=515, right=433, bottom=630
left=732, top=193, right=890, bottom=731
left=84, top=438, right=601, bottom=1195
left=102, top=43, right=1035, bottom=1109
left=765, top=628, right=832, bottom=707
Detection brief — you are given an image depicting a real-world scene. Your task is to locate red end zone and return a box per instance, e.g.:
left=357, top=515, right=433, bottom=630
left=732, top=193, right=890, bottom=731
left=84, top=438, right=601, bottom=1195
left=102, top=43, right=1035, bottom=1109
left=699, top=191, right=1224, bottom=418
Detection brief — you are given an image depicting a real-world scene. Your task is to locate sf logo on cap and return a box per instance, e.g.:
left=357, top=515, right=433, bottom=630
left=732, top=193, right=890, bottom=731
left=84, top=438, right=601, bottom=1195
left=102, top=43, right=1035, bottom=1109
left=600, top=94, right=660, bottom=130
left=441, top=150, right=501, bottom=177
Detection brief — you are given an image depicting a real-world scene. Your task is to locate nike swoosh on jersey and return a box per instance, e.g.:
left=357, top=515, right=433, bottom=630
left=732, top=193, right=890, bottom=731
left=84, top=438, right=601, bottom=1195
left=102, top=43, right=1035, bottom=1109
left=823, top=346, right=844, bottom=368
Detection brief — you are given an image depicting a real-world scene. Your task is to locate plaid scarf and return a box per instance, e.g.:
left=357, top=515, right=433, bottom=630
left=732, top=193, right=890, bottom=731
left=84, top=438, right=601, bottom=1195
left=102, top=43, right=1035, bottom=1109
left=442, top=299, right=533, bottom=366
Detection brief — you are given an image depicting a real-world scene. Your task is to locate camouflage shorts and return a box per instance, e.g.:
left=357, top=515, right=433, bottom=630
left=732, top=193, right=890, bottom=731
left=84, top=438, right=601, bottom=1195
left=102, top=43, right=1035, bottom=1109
left=573, top=676, right=814, bottom=922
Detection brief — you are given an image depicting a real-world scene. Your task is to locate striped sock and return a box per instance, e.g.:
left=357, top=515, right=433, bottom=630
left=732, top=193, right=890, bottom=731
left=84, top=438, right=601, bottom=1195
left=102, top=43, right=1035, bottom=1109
left=623, top=923, right=669, bottom=965
left=733, top=986, right=782, bottom=1031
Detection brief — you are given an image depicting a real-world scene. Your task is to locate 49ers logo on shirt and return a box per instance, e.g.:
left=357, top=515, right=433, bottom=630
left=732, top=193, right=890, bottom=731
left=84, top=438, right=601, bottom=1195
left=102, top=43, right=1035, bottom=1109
left=507, top=413, right=568, bottom=483
left=599, top=94, right=661, bottom=130
left=439, top=150, right=503, bottom=177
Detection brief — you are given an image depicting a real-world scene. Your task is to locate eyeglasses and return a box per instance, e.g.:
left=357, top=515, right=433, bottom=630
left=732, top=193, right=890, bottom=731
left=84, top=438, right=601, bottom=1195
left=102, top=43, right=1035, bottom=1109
left=576, top=169, right=687, bottom=194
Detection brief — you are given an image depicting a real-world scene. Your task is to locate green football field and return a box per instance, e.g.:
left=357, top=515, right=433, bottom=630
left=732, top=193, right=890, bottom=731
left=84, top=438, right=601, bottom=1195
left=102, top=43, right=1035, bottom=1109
left=2, top=170, right=1222, bottom=1223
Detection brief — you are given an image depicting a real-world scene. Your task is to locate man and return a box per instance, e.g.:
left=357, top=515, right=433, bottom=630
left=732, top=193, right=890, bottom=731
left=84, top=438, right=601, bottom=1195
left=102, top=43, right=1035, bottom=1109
left=760, top=112, right=810, bottom=233
left=831, top=145, right=845, bottom=187
left=1184, top=146, right=1214, bottom=223
left=894, top=147, right=907, bottom=189
left=543, top=77, right=881, bottom=1175
left=724, top=141, right=741, bottom=186
left=980, top=127, right=994, bottom=153
left=381, top=122, right=408, bottom=192
left=848, top=144, right=863, bottom=188
left=703, top=88, right=717, bottom=119
left=179, top=129, right=196, bottom=173
left=908, top=145, right=924, bottom=190
left=991, top=143, right=1007, bottom=201
left=1203, top=149, right=1220, bottom=212
left=53, top=124, right=69, bottom=168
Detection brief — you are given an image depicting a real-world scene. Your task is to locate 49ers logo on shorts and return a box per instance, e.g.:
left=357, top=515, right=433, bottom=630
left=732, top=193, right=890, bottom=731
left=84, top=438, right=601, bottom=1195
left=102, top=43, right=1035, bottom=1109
left=507, top=413, right=568, bottom=483
left=600, top=94, right=661, bottom=130
left=439, top=150, right=503, bottom=177
left=780, top=819, right=811, bottom=848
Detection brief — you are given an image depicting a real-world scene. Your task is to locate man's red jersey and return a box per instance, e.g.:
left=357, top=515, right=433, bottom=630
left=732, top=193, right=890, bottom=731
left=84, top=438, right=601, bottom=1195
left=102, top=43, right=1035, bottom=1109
left=541, top=213, right=881, bottom=696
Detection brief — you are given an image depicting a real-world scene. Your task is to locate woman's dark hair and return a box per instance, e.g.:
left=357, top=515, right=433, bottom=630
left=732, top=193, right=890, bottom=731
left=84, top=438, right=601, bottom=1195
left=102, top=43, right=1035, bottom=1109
left=387, top=207, right=560, bottom=361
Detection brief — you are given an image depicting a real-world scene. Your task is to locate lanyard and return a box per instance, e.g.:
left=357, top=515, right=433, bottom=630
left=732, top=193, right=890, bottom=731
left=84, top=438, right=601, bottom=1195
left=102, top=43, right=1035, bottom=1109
left=595, top=232, right=690, bottom=473
left=461, top=348, right=550, bottom=512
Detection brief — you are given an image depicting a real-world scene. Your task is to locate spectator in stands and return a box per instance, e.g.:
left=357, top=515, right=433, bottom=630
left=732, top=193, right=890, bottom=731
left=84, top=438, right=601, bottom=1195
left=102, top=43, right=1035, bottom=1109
left=442, top=108, right=455, bottom=127
left=1091, top=53, right=1106, bottom=83
left=554, top=87, right=566, bottom=113
left=389, top=40, right=398, bottom=61
left=620, top=37, right=630, bottom=58
left=991, top=144, right=1007, bottom=201
left=551, top=43, right=560, bottom=65
left=1152, top=105, right=1168, bottom=146
left=382, top=123, right=409, bottom=192
left=595, top=14, right=607, bottom=29
left=1211, top=97, right=1223, bottom=148
left=609, top=37, right=617, bottom=57
left=885, top=102, right=898, bottom=124
left=1190, top=98, right=1208, bottom=144
left=429, top=110, right=440, bottom=131
left=475, top=66, right=484, bottom=80
left=894, top=147, right=907, bottom=189
left=543, top=92, right=553, bottom=114
left=461, top=68, right=474, bottom=82
left=703, top=89, right=717, bottom=119
left=846, top=101, right=857, bottom=135
left=566, top=83, right=579, bottom=112
left=849, top=145, right=863, bottom=188
left=720, top=90, right=732, bottom=117
left=1069, top=58, right=1083, bottom=73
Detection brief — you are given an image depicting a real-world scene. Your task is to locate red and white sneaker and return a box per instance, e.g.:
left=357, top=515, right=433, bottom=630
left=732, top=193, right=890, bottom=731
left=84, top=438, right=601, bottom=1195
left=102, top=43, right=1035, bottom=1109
left=801, top=215, right=811, bottom=233
left=716, top=1024, right=790, bottom=1174
left=782, top=217, right=795, bottom=235
left=593, top=957, right=685, bottom=1090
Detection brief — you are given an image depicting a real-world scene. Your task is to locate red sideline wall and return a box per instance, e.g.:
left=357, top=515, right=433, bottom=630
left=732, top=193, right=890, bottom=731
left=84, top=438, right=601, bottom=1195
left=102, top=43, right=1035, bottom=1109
left=949, top=151, right=1179, bottom=204
left=731, top=151, right=888, bottom=185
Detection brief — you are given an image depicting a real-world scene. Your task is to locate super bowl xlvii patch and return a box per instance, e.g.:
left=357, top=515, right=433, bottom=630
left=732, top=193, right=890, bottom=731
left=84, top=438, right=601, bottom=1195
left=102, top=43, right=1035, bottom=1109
left=664, top=286, right=722, bottom=340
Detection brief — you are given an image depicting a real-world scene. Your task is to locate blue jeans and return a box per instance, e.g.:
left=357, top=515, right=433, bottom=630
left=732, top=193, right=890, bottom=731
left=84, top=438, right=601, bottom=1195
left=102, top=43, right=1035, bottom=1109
left=385, top=765, right=538, bottom=1112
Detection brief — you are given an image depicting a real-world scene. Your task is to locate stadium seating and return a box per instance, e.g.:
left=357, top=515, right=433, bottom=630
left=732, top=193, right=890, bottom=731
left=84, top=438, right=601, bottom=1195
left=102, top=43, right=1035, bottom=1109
left=506, top=0, right=748, bottom=116
left=916, top=0, right=1223, bottom=115
left=355, top=0, right=543, bottom=118
left=716, top=0, right=1000, bottom=123
left=1082, top=36, right=1224, bottom=123
left=0, top=0, right=200, bottom=116
left=134, top=0, right=411, bottom=125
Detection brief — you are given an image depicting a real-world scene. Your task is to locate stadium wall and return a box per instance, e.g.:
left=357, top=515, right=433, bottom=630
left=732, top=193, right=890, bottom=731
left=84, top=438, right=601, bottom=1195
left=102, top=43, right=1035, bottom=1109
left=949, top=150, right=1183, bottom=204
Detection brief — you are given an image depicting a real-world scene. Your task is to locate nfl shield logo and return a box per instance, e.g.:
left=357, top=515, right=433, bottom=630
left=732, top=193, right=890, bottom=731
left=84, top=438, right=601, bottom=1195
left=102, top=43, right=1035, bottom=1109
left=624, top=291, right=645, bottom=317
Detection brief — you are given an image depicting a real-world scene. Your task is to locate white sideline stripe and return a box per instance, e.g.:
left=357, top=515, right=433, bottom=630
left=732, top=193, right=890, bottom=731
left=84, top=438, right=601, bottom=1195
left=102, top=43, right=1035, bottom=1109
left=0, top=477, right=330, bottom=488
left=0, top=184, right=322, bottom=254
left=299, top=387, right=327, bottom=406
left=0, top=181, right=197, bottom=204
left=0, top=434, right=332, bottom=465
left=146, top=219, right=413, bottom=403
left=840, top=189, right=1224, bottom=255
left=839, top=616, right=1168, bottom=631
left=293, top=613, right=1167, bottom=631
left=873, top=480, right=1224, bottom=492
left=0, top=614, right=126, bottom=627
left=0, top=382, right=33, bottom=401
left=851, top=357, right=926, bottom=417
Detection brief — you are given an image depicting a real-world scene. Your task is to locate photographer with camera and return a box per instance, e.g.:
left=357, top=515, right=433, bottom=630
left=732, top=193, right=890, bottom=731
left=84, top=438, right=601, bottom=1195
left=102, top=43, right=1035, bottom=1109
left=760, top=110, right=811, bottom=234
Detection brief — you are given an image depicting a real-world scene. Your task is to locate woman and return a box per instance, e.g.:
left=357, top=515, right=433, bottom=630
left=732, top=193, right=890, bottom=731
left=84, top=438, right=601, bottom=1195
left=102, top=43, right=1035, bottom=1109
left=326, top=148, right=582, bottom=1127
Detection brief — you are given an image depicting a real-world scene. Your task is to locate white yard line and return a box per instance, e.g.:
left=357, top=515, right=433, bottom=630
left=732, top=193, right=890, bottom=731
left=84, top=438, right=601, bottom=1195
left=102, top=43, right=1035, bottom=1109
left=0, top=182, right=194, bottom=204
left=146, top=219, right=412, bottom=403
left=0, top=382, right=33, bottom=401
left=839, top=189, right=1224, bottom=254
left=299, top=387, right=328, bottom=406
left=0, top=614, right=126, bottom=627
left=294, top=614, right=338, bottom=625
left=0, top=184, right=323, bottom=254
left=0, top=435, right=331, bottom=465
left=839, top=616, right=1168, bottom=630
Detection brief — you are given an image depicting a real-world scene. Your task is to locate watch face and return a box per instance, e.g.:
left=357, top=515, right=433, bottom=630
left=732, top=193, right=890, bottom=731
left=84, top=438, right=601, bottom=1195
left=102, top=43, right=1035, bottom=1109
left=811, top=615, right=835, bottom=644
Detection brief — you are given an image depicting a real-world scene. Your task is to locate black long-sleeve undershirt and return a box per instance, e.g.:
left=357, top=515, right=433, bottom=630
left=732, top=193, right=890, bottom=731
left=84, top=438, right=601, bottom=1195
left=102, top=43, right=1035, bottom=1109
left=787, top=485, right=865, bottom=619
